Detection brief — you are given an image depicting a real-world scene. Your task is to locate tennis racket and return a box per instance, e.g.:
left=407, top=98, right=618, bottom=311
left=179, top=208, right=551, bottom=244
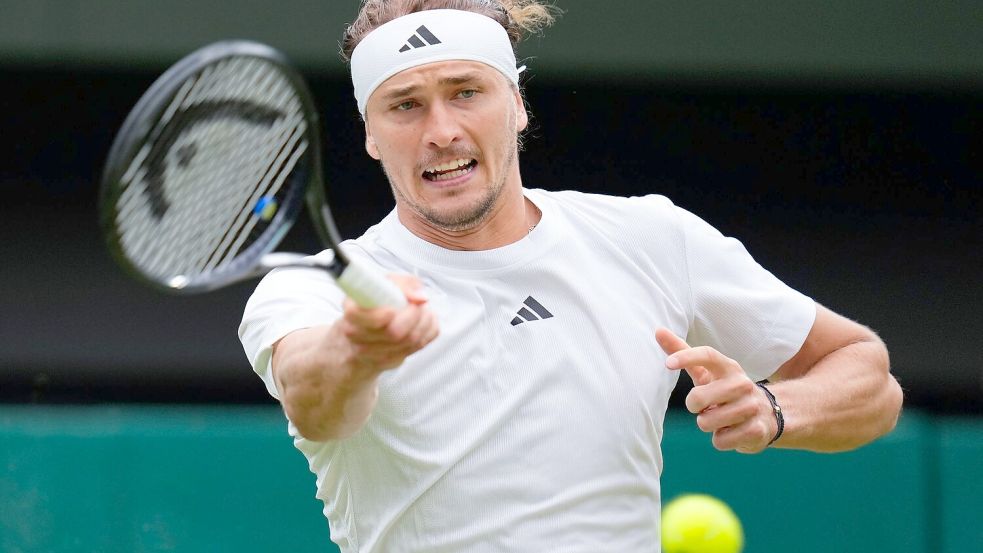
left=99, top=40, right=405, bottom=308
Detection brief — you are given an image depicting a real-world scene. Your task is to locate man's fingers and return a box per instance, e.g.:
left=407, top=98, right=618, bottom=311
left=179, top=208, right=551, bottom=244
left=682, top=377, right=775, bottom=453
left=344, top=299, right=396, bottom=330
left=387, top=273, right=429, bottom=305
left=685, top=375, right=757, bottom=414
left=381, top=305, right=438, bottom=350
left=346, top=304, right=424, bottom=344
left=343, top=293, right=438, bottom=370
left=655, top=327, right=688, bottom=355
left=349, top=313, right=437, bottom=369
left=707, top=416, right=773, bottom=453
left=655, top=328, right=713, bottom=385
left=667, top=345, right=743, bottom=381
left=406, top=309, right=440, bottom=349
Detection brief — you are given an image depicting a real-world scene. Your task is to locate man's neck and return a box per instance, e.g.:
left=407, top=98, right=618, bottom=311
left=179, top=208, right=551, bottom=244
left=397, top=185, right=541, bottom=252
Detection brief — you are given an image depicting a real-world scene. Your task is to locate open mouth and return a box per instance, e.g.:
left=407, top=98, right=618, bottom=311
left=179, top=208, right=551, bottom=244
left=422, top=158, right=477, bottom=182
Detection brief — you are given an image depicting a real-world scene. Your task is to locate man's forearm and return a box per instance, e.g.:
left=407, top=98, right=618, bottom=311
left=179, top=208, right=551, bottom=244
left=770, top=337, right=902, bottom=452
left=273, top=324, right=383, bottom=442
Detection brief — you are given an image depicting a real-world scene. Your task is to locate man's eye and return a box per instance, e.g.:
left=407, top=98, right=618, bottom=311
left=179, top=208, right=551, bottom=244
left=458, top=89, right=477, bottom=99
left=396, top=101, right=415, bottom=111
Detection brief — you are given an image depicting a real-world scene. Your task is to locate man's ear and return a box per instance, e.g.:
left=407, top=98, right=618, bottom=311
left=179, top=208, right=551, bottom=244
left=513, top=88, right=528, bottom=132
left=365, top=121, right=381, bottom=160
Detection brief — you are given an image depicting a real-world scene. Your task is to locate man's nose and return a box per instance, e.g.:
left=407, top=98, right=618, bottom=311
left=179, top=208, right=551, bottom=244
left=422, top=102, right=461, bottom=149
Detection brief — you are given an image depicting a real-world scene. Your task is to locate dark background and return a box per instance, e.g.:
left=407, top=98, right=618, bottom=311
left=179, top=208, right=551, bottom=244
left=0, top=1, right=980, bottom=411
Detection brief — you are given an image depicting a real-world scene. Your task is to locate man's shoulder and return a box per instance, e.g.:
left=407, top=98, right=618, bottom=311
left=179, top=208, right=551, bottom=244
left=528, top=188, right=692, bottom=261
left=532, top=188, right=678, bottom=225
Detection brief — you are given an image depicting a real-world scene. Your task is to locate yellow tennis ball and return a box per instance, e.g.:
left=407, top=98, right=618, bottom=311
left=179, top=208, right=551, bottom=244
left=661, top=494, right=744, bottom=553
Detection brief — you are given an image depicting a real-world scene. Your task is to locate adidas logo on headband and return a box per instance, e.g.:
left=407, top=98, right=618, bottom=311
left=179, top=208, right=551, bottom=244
left=398, top=25, right=442, bottom=52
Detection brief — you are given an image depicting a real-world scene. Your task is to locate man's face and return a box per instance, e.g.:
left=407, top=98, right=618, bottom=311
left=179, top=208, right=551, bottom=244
left=363, top=60, right=528, bottom=232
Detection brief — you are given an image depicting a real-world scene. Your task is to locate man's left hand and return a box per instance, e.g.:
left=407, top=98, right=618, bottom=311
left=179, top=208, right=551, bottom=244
left=655, top=328, right=778, bottom=454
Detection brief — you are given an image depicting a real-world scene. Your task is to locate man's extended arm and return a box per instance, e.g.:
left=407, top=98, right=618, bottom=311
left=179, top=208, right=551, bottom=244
left=271, top=277, right=438, bottom=441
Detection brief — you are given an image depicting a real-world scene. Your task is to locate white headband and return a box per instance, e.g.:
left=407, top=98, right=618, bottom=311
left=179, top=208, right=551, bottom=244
left=350, top=9, right=521, bottom=117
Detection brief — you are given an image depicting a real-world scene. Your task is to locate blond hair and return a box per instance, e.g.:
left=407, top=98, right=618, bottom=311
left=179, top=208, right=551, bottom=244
left=340, top=0, right=560, bottom=62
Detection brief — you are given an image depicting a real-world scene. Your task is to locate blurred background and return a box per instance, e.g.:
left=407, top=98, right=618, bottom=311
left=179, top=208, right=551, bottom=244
left=1, top=1, right=980, bottom=552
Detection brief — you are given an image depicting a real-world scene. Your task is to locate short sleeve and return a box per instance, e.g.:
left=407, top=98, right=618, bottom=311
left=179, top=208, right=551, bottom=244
left=237, top=251, right=346, bottom=399
left=677, top=206, right=816, bottom=381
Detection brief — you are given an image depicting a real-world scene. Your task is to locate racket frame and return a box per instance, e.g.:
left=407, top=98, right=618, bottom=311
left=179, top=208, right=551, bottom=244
left=100, top=40, right=346, bottom=294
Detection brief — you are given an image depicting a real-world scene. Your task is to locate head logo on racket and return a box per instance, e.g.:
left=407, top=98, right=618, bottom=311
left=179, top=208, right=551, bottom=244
left=139, top=99, right=287, bottom=220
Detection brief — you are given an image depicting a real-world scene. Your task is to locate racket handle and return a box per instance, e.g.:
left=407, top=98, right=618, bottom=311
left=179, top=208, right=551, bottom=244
left=336, top=259, right=408, bottom=309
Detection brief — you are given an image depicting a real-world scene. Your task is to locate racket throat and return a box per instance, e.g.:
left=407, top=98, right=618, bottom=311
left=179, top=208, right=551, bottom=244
left=256, top=251, right=347, bottom=278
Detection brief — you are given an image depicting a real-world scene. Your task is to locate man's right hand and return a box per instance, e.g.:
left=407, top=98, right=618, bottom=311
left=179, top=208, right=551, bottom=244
left=339, top=274, right=440, bottom=373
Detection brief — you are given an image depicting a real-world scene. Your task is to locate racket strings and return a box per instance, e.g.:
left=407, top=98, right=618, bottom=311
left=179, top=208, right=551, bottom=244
left=114, top=56, right=309, bottom=283
left=189, top=59, right=308, bottom=272
left=196, top=116, right=308, bottom=274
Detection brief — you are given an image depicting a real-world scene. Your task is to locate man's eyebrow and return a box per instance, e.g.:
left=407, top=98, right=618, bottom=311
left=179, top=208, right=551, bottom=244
left=380, top=84, right=420, bottom=103
left=437, top=73, right=483, bottom=86
left=379, top=73, right=486, bottom=102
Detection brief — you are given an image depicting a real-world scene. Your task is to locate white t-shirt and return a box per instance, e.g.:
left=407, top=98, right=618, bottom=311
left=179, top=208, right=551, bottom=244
left=239, top=189, right=816, bottom=553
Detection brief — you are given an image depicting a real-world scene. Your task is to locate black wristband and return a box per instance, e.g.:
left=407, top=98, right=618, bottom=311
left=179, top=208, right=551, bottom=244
left=756, top=381, right=784, bottom=446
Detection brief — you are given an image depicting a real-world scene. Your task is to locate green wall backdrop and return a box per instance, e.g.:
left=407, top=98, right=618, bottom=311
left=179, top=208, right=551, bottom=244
left=2, top=406, right=980, bottom=552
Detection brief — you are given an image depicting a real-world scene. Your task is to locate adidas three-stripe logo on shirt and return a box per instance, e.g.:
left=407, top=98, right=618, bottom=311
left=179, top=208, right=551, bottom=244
left=510, top=296, right=554, bottom=326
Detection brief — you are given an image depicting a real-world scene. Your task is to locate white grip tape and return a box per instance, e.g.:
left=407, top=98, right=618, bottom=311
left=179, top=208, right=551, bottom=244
left=336, top=259, right=407, bottom=308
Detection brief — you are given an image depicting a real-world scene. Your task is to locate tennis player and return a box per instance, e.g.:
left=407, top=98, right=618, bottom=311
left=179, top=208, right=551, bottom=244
left=239, top=1, right=903, bottom=551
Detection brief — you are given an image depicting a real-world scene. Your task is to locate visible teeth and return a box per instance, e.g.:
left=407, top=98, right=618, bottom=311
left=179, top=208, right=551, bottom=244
left=425, top=158, right=472, bottom=174
left=430, top=167, right=471, bottom=181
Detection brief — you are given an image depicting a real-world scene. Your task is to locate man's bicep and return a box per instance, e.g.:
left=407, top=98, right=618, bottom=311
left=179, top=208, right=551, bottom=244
left=773, top=303, right=880, bottom=381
